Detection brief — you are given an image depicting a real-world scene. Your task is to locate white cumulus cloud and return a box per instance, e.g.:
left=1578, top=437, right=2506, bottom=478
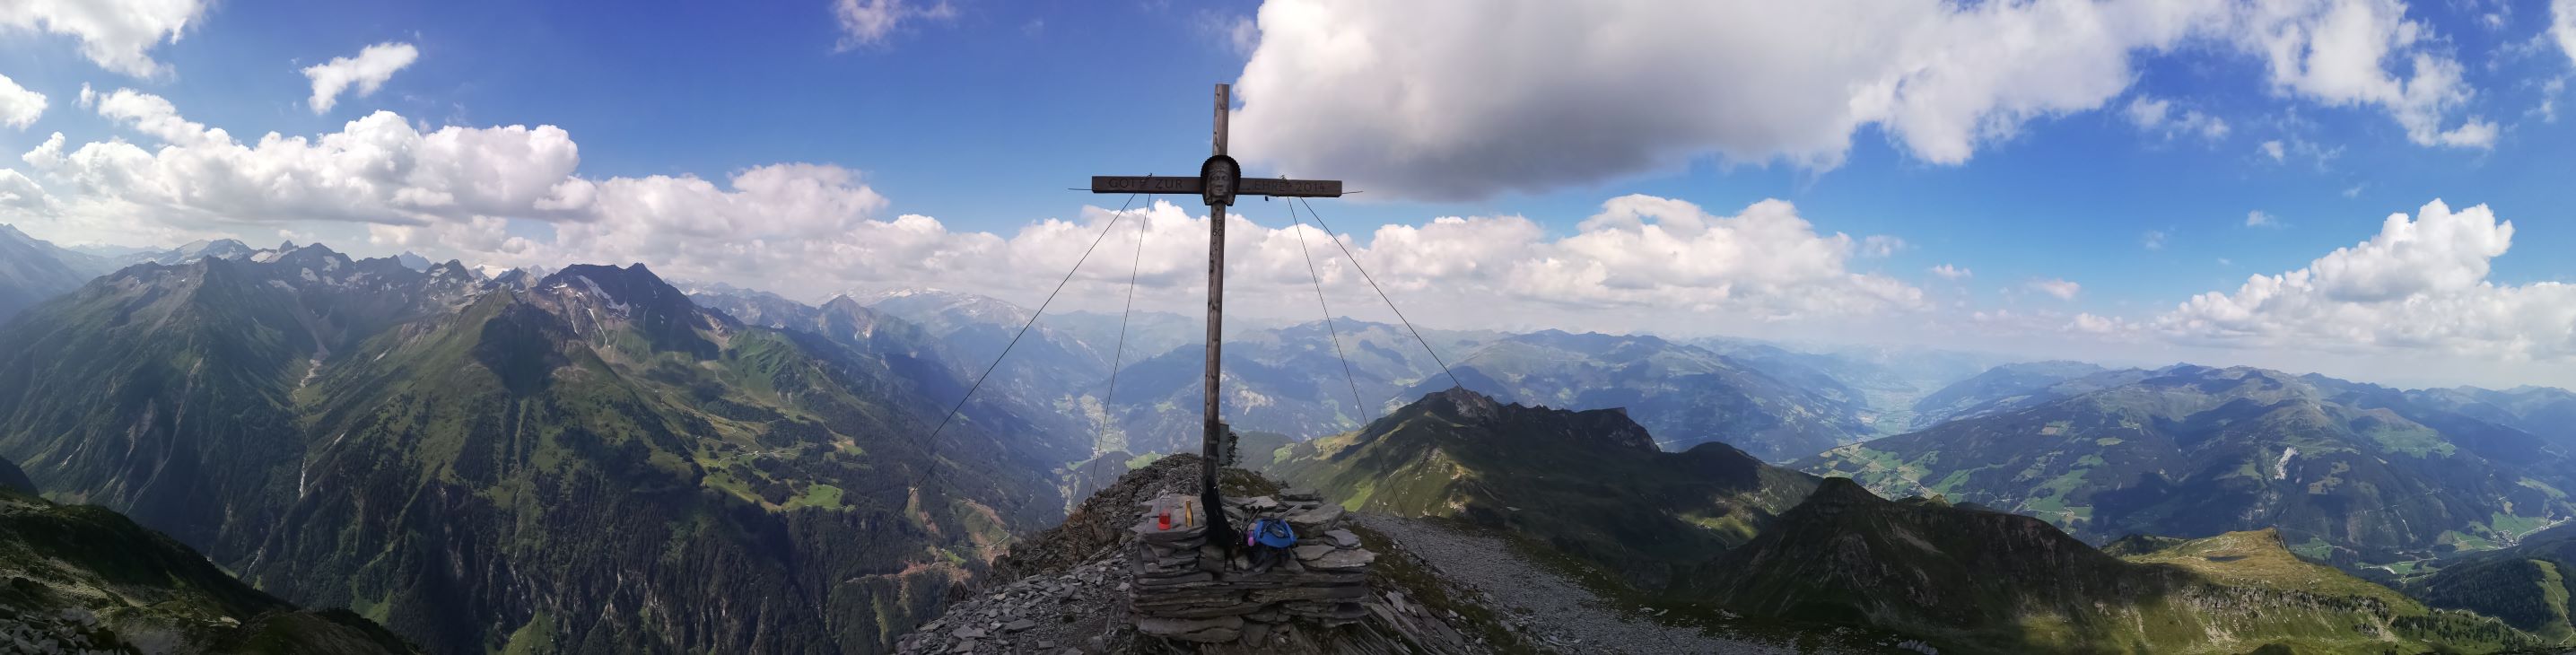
left=2554, top=0, right=2576, bottom=66
left=1930, top=264, right=1972, bottom=280
left=2032, top=278, right=2083, bottom=301
left=303, top=42, right=420, bottom=114
left=2247, top=210, right=2280, bottom=227
left=1230, top=0, right=2498, bottom=200
left=20, top=88, right=585, bottom=229
left=0, top=74, right=42, bottom=128
left=2154, top=199, right=2576, bottom=359
left=0, top=90, right=1916, bottom=335
left=831, top=0, right=955, bottom=50
left=0, top=0, right=208, bottom=78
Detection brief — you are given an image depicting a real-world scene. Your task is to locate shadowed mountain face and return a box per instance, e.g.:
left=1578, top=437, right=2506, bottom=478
left=0, top=475, right=420, bottom=654
left=1803, top=365, right=2576, bottom=565
left=0, top=249, right=1065, bottom=654
left=2410, top=525, right=2576, bottom=642
left=1265, top=388, right=1819, bottom=589
left=1689, top=478, right=2535, bottom=653
left=1395, top=330, right=1869, bottom=460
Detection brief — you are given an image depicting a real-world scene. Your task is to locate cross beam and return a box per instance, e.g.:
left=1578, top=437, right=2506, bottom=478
left=1085, top=83, right=1342, bottom=548
left=1089, top=176, right=1343, bottom=198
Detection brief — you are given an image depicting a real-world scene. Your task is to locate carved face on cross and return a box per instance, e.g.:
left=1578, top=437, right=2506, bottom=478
left=1200, top=154, right=1240, bottom=207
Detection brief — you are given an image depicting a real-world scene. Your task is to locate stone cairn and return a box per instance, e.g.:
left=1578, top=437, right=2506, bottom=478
left=1125, top=487, right=1377, bottom=644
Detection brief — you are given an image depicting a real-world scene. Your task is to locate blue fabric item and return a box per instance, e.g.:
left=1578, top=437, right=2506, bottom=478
left=1251, top=517, right=1298, bottom=548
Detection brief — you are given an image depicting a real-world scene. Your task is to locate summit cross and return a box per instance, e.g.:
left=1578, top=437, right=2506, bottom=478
left=1086, top=83, right=1342, bottom=545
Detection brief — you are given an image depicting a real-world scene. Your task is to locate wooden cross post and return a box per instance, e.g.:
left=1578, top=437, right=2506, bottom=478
left=1088, top=83, right=1342, bottom=546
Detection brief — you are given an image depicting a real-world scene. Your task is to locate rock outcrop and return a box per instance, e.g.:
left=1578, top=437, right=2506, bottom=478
left=1123, top=488, right=1375, bottom=642
left=895, top=458, right=1500, bottom=654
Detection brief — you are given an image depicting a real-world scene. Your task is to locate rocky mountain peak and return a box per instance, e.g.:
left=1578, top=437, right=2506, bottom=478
left=1419, top=386, right=1503, bottom=421
left=542, top=264, right=686, bottom=311
left=1403, top=387, right=1660, bottom=453
left=1800, top=476, right=1884, bottom=512
left=536, top=263, right=725, bottom=357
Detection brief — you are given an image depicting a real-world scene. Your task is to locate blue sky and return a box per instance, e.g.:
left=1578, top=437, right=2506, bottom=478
left=4, top=0, right=2576, bottom=387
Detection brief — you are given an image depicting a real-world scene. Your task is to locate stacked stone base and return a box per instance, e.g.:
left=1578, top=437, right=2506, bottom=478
left=1125, top=488, right=1375, bottom=644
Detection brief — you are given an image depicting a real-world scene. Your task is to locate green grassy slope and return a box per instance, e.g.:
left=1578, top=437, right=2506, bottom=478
left=1266, top=388, right=1819, bottom=589
left=0, top=484, right=418, bottom=654
left=2408, top=526, right=2576, bottom=644
left=1690, top=478, right=2535, bottom=654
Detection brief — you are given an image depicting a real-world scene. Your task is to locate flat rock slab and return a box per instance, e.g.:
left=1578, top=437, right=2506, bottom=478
left=1324, top=528, right=1360, bottom=547
left=1132, top=571, right=1215, bottom=587
left=1286, top=504, right=1344, bottom=529
left=1248, top=584, right=1369, bottom=604
left=1136, top=615, right=1245, bottom=643
left=1304, top=548, right=1376, bottom=571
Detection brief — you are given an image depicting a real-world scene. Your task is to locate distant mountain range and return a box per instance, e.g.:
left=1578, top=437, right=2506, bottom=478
left=117, top=238, right=259, bottom=266
left=0, top=246, right=1064, bottom=654
left=22, top=226, right=2576, bottom=653
left=1691, top=337, right=2003, bottom=434
left=702, top=287, right=1924, bottom=462
left=0, top=224, right=111, bottom=324
left=1902, top=359, right=2108, bottom=428
left=1400, top=330, right=1876, bottom=460
left=1804, top=364, right=2576, bottom=567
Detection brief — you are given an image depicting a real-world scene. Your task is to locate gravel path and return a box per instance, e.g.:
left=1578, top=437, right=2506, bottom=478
left=1358, top=514, right=1831, bottom=655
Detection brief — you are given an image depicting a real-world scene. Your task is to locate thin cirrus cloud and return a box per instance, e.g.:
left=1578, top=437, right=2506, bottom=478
left=2031, top=278, right=2083, bottom=301
left=303, top=42, right=420, bottom=114
left=2126, top=95, right=2230, bottom=141
left=1231, top=0, right=2497, bottom=201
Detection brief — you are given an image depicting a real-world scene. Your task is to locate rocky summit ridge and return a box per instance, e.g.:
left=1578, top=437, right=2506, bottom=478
left=895, top=455, right=1503, bottom=654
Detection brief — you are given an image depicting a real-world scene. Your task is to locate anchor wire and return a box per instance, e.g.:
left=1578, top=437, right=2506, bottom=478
left=915, top=191, right=1143, bottom=493
left=1293, top=196, right=1463, bottom=391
